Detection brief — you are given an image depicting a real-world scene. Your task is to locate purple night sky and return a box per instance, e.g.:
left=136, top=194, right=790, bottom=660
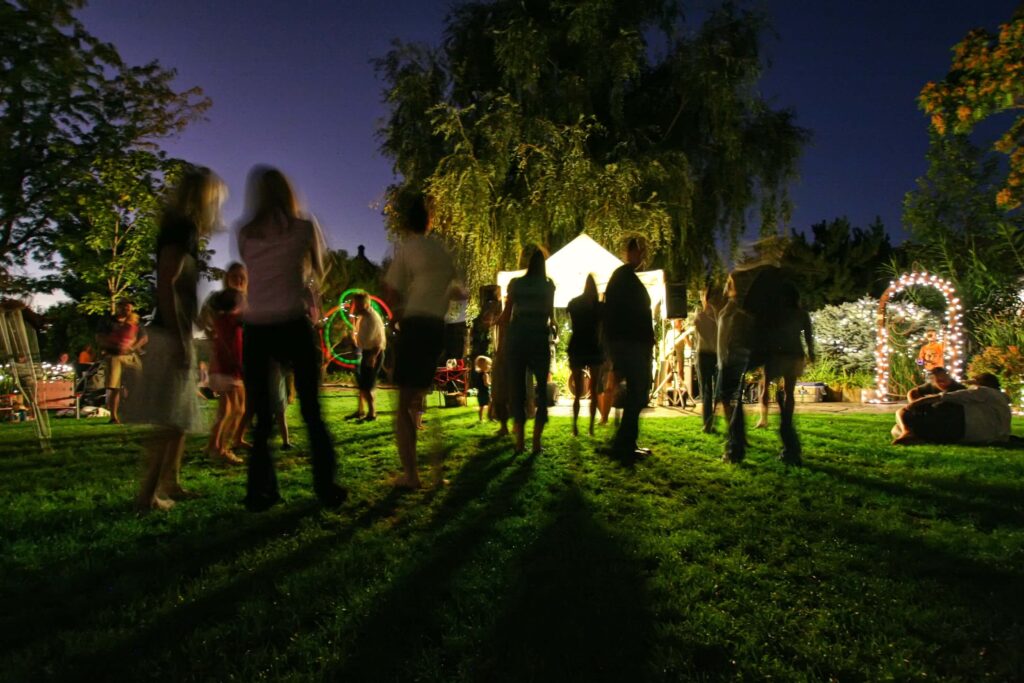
left=75, top=0, right=1017, bottom=267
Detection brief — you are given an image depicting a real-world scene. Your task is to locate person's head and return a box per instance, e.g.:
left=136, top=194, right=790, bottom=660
left=475, top=355, right=492, bottom=373
left=224, top=262, right=248, bottom=293
left=169, top=166, right=227, bottom=237
left=402, top=194, right=431, bottom=235
left=525, top=245, right=547, bottom=279
left=969, top=372, right=1001, bottom=390
left=246, top=166, right=299, bottom=223
left=115, top=300, right=133, bottom=318
left=672, top=318, right=684, bottom=331
left=625, top=237, right=645, bottom=269
left=925, top=328, right=938, bottom=342
left=927, top=367, right=954, bottom=390
left=351, top=292, right=370, bottom=313
left=582, top=273, right=599, bottom=302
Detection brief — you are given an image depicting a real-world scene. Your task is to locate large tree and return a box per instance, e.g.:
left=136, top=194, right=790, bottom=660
left=376, top=0, right=808, bottom=294
left=0, top=0, right=209, bottom=291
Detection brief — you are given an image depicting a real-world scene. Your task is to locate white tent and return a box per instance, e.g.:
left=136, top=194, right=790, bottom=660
left=496, top=233, right=666, bottom=317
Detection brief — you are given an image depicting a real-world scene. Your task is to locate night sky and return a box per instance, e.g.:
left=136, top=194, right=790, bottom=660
left=76, top=0, right=1018, bottom=267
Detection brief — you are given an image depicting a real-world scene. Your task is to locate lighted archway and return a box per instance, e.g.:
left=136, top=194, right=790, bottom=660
left=872, top=272, right=965, bottom=401
left=319, top=289, right=393, bottom=369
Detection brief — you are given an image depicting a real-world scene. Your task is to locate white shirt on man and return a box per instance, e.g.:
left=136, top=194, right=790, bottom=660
left=941, top=386, right=1012, bottom=443
left=385, top=233, right=455, bottom=320
left=355, top=306, right=386, bottom=351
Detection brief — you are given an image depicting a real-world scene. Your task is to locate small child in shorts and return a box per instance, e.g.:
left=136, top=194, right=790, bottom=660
left=474, top=355, right=492, bottom=421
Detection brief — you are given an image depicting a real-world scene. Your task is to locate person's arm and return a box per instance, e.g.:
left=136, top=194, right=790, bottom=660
left=802, top=311, right=815, bottom=363
left=307, top=216, right=327, bottom=286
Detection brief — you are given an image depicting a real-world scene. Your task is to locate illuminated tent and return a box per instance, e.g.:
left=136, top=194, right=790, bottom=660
left=496, top=233, right=666, bottom=317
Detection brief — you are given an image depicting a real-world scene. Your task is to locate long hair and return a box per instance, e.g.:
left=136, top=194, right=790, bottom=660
left=582, top=273, right=599, bottom=303
left=168, top=167, right=226, bottom=237
left=525, top=246, right=547, bottom=279
left=245, top=166, right=300, bottom=226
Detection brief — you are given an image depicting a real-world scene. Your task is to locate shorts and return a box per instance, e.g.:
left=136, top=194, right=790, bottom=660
left=357, top=349, right=381, bottom=391
left=394, top=316, right=444, bottom=390
left=105, top=353, right=141, bottom=389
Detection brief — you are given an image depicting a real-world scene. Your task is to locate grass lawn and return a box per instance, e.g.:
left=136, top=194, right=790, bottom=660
left=1, top=392, right=1023, bottom=682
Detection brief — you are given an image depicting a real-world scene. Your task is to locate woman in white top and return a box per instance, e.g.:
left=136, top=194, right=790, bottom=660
left=238, top=166, right=346, bottom=511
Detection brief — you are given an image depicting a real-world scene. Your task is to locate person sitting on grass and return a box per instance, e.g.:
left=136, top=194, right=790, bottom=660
left=907, top=366, right=966, bottom=402
left=474, top=355, right=491, bottom=422
left=892, top=372, right=1011, bottom=445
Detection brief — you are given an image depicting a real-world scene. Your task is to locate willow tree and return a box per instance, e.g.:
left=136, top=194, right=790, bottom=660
left=376, top=0, right=807, bottom=294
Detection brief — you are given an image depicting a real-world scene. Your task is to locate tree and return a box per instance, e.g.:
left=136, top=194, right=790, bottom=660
left=0, top=0, right=209, bottom=291
left=919, top=7, right=1024, bottom=211
left=376, top=0, right=808, bottom=295
left=53, top=151, right=182, bottom=315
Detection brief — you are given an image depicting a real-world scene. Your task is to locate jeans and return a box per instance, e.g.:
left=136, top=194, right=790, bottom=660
left=609, top=341, right=653, bottom=454
left=243, top=317, right=336, bottom=504
left=696, top=352, right=717, bottom=431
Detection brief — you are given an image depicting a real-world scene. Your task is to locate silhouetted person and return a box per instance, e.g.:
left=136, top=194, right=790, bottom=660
left=692, top=286, right=720, bottom=433
left=567, top=273, right=605, bottom=437
left=907, top=366, right=966, bottom=402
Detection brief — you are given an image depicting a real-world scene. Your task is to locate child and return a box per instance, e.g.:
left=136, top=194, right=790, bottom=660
left=201, top=263, right=247, bottom=465
left=474, top=355, right=492, bottom=422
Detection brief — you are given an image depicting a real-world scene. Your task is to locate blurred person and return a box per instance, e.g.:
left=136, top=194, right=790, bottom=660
left=505, top=247, right=556, bottom=454
left=566, top=273, right=604, bottom=437
left=893, top=373, right=1011, bottom=445
left=474, top=355, right=492, bottom=421
left=233, top=362, right=291, bottom=450
left=692, top=286, right=720, bottom=433
left=238, top=166, right=346, bottom=511
left=917, top=329, right=945, bottom=372
left=200, top=262, right=248, bottom=464
left=100, top=299, right=146, bottom=424
left=603, top=238, right=654, bottom=458
left=349, top=292, right=386, bottom=422
left=384, top=194, right=457, bottom=488
left=759, top=290, right=815, bottom=459
left=126, top=167, right=226, bottom=512
left=907, top=366, right=966, bottom=402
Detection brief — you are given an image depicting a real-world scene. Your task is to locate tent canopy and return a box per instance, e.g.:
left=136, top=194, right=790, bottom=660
left=496, top=233, right=666, bottom=317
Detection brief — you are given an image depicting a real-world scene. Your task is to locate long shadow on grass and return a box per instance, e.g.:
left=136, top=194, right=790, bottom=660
left=807, top=461, right=1024, bottom=530
left=42, top=491, right=407, bottom=682
left=471, top=484, right=654, bottom=682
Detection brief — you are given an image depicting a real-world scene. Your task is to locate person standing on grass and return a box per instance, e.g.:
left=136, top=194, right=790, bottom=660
left=567, top=273, right=605, bottom=437
left=504, top=247, right=556, bottom=454
left=200, top=262, right=248, bottom=465
left=603, top=237, right=655, bottom=458
left=489, top=295, right=512, bottom=437
left=384, top=194, right=457, bottom=489
left=691, top=286, right=720, bottom=433
left=100, top=299, right=146, bottom=424
left=238, top=166, right=347, bottom=511
left=349, top=292, right=385, bottom=423
left=126, top=167, right=226, bottom=512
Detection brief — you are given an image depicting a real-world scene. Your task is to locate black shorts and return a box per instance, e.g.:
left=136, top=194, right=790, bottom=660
left=394, top=316, right=444, bottom=390
left=903, top=400, right=965, bottom=443
left=357, top=350, right=380, bottom=391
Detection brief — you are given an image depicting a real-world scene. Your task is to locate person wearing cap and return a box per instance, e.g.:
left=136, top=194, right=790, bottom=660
left=892, top=372, right=1012, bottom=445
left=907, top=366, right=966, bottom=402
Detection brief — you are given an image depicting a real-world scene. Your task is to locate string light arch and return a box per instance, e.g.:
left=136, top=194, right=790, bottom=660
left=872, top=271, right=964, bottom=402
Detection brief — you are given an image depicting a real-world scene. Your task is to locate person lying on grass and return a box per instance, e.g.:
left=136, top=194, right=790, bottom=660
left=892, top=372, right=1011, bottom=445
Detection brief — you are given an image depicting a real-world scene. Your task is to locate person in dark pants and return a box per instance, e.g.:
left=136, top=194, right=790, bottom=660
left=238, top=166, right=346, bottom=512
left=603, top=238, right=654, bottom=458
left=715, top=274, right=752, bottom=463
left=692, top=286, right=720, bottom=433
left=567, top=273, right=604, bottom=437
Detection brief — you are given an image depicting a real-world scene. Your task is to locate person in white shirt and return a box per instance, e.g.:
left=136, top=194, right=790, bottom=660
left=349, top=292, right=386, bottom=422
left=237, top=166, right=347, bottom=511
left=384, top=195, right=457, bottom=489
left=892, top=372, right=1012, bottom=445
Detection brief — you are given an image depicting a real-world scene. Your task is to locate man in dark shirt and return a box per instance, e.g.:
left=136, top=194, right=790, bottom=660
left=907, top=366, right=966, bottom=402
left=603, top=238, right=654, bottom=458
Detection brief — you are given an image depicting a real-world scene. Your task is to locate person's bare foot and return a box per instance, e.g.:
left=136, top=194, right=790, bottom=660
left=135, top=495, right=175, bottom=513
left=233, top=440, right=253, bottom=449
left=392, top=474, right=422, bottom=490
left=162, top=485, right=200, bottom=500
left=496, top=426, right=509, bottom=437
left=754, top=420, right=768, bottom=429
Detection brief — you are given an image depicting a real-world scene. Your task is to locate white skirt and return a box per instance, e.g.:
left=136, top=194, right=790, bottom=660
left=122, top=327, right=204, bottom=433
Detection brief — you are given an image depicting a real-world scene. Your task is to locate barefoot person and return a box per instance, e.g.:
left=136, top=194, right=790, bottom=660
left=127, top=167, right=226, bottom=511
left=201, top=262, right=248, bottom=464
left=238, top=166, right=347, bottom=511
left=567, top=274, right=604, bottom=437
left=384, top=194, right=457, bottom=488
left=351, top=292, right=385, bottom=422
left=505, top=247, right=556, bottom=454
left=100, top=299, right=145, bottom=424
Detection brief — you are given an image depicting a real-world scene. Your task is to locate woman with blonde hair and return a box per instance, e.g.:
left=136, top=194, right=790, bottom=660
left=238, top=166, right=346, bottom=511
left=127, top=166, right=227, bottom=511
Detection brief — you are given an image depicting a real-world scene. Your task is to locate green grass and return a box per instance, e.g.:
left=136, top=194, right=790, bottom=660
left=1, top=393, right=1023, bottom=681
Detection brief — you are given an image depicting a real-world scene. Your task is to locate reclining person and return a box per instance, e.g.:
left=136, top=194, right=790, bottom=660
left=907, top=366, right=966, bottom=402
left=892, top=372, right=1011, bottom=445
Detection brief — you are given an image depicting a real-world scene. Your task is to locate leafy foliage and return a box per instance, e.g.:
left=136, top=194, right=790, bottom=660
left=968, top=344, right=1024, bottom=408
left=0, top=0, right=209, bottom=290
left=919, top=7, right=1024, bottom=210
left=376, top=0, right=808, bottom=295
